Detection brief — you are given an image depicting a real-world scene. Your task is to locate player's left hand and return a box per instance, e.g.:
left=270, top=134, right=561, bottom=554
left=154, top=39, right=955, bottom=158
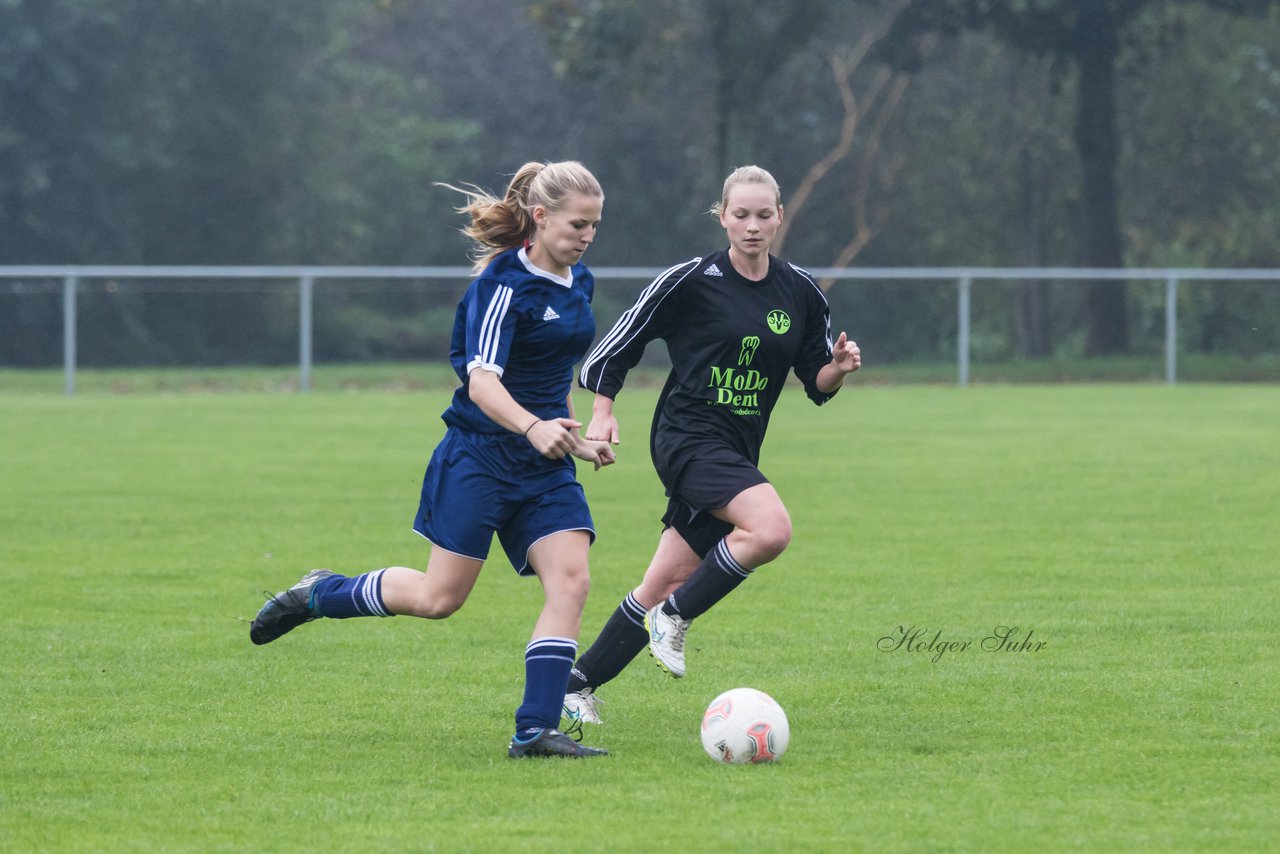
left=832, top=331, right=861, bottom=374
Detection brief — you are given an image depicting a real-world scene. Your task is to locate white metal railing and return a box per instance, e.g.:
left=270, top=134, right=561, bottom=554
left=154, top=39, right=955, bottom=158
left=3, top=265, right=1279, bottom=393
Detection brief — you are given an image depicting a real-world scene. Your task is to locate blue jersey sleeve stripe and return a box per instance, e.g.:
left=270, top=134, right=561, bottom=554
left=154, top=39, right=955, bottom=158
left=579, top=259, right=698, bottom=391
left=488, top=286, right=513, bottom=365
left=482, top=285, right=511, bottom=365
left=474, top=285, right=500, bottom=365
left=476, top=284, right=513, bottom=368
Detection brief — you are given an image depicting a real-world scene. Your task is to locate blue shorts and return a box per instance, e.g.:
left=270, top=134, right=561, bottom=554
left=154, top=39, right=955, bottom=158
left=413, top=427, right=595, bottom=575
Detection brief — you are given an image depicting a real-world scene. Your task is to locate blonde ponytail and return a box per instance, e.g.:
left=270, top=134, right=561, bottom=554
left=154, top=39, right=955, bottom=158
left=440, top=161, right=603, bottom=273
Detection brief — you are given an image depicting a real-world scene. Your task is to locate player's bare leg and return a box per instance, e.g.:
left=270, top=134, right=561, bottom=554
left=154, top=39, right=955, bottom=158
left=647, top=484, right=792, bottom=677
left=379, top=550, right=484, bottom=618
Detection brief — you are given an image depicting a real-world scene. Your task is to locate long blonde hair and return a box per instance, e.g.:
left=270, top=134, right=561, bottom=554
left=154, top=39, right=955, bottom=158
left=709, top=165, right=782, bottom=217
left=440, top=161, right=603, bottom=273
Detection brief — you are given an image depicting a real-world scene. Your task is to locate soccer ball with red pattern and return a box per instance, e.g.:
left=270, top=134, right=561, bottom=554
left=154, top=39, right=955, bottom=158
left=700, top=688, right=790, bottom=764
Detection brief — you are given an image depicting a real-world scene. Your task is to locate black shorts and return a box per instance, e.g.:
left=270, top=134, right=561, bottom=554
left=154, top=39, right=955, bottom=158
left=655, top=441, right=769, bottom=559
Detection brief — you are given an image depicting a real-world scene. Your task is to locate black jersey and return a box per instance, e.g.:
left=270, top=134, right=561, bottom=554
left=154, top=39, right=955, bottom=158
left=579, top=249, right=837, bottom=465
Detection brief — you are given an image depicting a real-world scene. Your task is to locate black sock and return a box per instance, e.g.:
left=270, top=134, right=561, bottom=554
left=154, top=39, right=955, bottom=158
left=569, top=592, right=649, bottom=691
left=663, top=538, right=753, bottom=621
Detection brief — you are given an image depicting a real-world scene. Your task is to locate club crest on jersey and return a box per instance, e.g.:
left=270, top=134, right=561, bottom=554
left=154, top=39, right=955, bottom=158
left=766, top=309, right=791, bottom=334
left=703, top=263, right=723, bottom=277
left=542, top=306, right=560, bottom=321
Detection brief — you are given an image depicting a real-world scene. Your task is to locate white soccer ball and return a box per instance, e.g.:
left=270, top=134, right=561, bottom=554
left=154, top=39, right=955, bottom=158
left=700, top=687, right=790, bottom=764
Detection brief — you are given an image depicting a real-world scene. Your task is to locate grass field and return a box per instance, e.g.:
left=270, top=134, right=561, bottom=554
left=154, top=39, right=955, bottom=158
left=2, top=350, right=1280, bottom=394
left=2, top=380, right=1277, bottom=851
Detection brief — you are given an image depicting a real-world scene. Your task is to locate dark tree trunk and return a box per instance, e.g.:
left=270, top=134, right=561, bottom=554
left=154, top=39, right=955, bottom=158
left=1014, top=148, right=1049, bottom=358
left=1073, top=10, right=1129, bottom=355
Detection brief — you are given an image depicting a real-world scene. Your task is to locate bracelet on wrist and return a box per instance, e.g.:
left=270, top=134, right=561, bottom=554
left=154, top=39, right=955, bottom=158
left=522, top=419, right=539, bottom=437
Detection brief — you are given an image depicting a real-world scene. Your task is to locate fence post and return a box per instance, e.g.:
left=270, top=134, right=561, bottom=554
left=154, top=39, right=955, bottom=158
left=63, top=275, right=78, bottom=395
left=299, top=275, right=313, bottom=393
left=1165, top=276, right=1178, bottom=385
left=957, top=275, right=971, bottom=386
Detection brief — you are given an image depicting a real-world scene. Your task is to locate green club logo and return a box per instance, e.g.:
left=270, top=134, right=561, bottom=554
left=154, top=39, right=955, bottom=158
left=738, top=336, right=760, bottom=366
left=766, top=310, right=791, bottom=334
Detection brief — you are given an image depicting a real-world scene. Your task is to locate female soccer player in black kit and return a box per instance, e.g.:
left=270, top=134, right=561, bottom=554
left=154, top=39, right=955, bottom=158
left=562, top=165, right=860, bottom=728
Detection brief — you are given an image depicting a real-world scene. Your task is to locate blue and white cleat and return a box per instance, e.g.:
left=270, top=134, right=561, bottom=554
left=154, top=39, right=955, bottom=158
left=508, top=728, right=608, bottom=758
left=249, top=569, right=333, bottom=645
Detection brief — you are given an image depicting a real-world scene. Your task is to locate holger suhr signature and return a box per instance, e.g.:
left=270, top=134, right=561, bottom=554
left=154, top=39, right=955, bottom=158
left=877, top=625, right=1047, bottom=663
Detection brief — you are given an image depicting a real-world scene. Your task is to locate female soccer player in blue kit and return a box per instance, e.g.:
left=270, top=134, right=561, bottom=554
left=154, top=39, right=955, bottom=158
left=250, top=161, right=614, bottom=758
left=562, top=165, right=861, bottom=729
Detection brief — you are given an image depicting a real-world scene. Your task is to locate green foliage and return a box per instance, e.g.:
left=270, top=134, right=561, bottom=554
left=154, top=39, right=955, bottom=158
left=3, top=0, right=1279, bottom=369
left=2, top=386, right=1278, bottom=850
left=1123, top=6, right=1280, bottom=267
left=529, top=0, right=839, bottom=186
left=882, top=0, right=1280, bottom=354
left=0, top=0, right=477, bottom=365
left=0, top=0, right=477, bottom=267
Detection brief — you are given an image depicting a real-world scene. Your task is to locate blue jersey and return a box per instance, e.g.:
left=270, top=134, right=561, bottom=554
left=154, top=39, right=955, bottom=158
left=443, top=246, right=596, bottom=433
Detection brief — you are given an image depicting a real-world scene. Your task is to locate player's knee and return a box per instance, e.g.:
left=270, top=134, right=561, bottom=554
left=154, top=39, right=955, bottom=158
left=753, top=514, right=792, bottom=560
left=556, top=563, right=591, bottom=606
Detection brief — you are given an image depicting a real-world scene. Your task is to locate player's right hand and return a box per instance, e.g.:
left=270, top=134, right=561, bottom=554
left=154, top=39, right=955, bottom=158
left=527, top=417, right=580, bottom=459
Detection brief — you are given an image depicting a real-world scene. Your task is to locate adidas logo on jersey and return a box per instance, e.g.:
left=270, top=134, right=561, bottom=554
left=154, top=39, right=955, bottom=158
left=542, top=306, right=560, bottom=321
left=704, top=263, right=723, bottom=277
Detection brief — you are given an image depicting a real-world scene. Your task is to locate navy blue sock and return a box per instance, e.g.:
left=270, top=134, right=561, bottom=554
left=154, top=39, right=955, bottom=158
left=309, top=570, right=393, bottom=619
left=515, top=637, right=577, bottom=733
left=569, top=592, right=648, bottom=692
left=663, top=538, right=753, bottom=621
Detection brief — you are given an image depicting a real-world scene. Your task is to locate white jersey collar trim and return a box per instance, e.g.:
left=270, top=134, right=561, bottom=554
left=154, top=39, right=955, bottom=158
left=518, top=246, right=573, bottom=288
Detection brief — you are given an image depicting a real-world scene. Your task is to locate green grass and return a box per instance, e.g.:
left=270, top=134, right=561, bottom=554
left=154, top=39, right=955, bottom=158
left=2, top=382, right=1277, bottom=851
left=0, top=362, right=466, bottom=394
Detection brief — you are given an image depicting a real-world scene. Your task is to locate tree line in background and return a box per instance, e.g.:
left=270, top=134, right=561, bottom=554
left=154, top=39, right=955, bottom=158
left=2, top=0, right=1278, bottom=368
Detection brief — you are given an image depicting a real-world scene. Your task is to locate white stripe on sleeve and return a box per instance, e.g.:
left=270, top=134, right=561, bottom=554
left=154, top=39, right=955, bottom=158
left=476, top=285, right=513, bottom=368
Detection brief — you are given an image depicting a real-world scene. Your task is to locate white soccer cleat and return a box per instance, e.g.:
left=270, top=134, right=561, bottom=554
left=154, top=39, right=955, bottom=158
left=562, top=687, right=604, bottom=726
left=644, top=605, right=690, bottom=678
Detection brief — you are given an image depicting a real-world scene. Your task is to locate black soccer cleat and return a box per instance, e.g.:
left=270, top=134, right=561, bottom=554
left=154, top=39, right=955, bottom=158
left=249, top=569, right=334, bottom=645
left=507, top=728, right=609, bottom=759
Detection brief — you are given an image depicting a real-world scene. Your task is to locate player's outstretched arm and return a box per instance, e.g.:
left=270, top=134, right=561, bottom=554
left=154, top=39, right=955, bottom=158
left=816, top=332, right=861, bottom=393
